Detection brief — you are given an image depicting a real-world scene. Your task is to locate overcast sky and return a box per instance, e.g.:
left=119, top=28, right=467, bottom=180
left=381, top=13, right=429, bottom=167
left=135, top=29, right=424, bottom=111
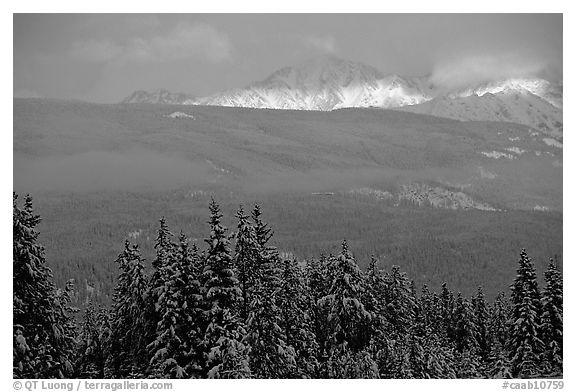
left=14, top=14, right=562, bottom=103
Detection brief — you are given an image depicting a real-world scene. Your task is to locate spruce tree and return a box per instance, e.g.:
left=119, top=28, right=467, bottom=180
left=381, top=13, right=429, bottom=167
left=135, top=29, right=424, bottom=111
left=324, top=344, right=379, bottom=378
left=54, top=280, right=78, bottom=370
left=454, top=349, right=482, bottom=378
left=233, top=206, right=259, bottom=321
left=277, top=258, right=319, bottom=377
left=251, top=204, right=274, bottom=252
left=363, top=256, right=388, bottom=337
left=105, top=240, right=148, bottom=378
left=487, top=292, right=511, bottom=377
left=490, top=292, right=510, bottom=349
left=440, top=282, right=456, bottom=342
left=406, top=334, right=427, bottom=378
left=306, top=256, right=330, bottom=363
left=147, top=233, right=203, bottom=378
left=145, top=220, right=176, bottom=329
left=422, top=332, right=457, bottom=379
left=408, top=287, right=455, bottom=379
left=452, top=293, right=482, bottom=377
left=318, top=241, right=372, bottom=355
left=453, top=293, right=476, bottom=353
left=541, top=258, right=562, bottom=375
left=419, top=285, right=444, bottom=339
left=245, top=250, right=296, bottom=378
left=13, top=193, right=76, bottom=378
left=202, top=199, right=250, bottom=378
left=383, top=265, right=416, bottom=338
left=179, top=236, right=205, bottom=377
left=75, top=301, right=108, bottom=378
left=472, top=287, right=490, bottom=357
left=508, top=249, right=544, bottom=378
left=487, top=341, right=512, bottom=379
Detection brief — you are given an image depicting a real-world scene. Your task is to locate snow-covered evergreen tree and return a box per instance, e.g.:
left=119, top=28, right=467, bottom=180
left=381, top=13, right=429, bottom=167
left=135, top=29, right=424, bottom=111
left=419, top=285, right=446, bottom=339
left=541, top=258, right=563, bottom=375
left=454, top=349, right=482, bottom=378
left=54, top=280, right=78, bottom=368
left=105, top=240, right=148, bottom=378
left=318, top=241, right=372, bottom=354
left=440, top=282, right=456, bottom=342
left=472, top=286, right=490, bottom=363
left=233, top=206, right=260, bottom=320
left=422, top=333, right=457, bottom=379
left=202, top=199, right=250, bottom=378
left=508, top=249, right=544, bottom=378
left=453, top=293, right=477, bottom=353
left=490, top=292, right=510, bottom=349
left=246, top=253, right=296, bottom=378
left=383, top=265, right=416, bottom=338
left=205, top=309, right=251, bottom=379
left=487, top=341, right=512, bottom=379
left=13, top=194, right=77, bottom=379
left=278, top=258, right=319, bottom=377
left=147, top=232, right=204, bottom=378
left=408, top=291, right=456, bottom=379
left=452, top=293, right=483, bottom=377
left=251, top=204, right=274, bottom=253
left=75, top=301, right=109, bottom=378
left=363, top=256, right=388, bottom=337
left=324, top=344, right=379, bottom=378
left=146, top=220, right=175, bottom=322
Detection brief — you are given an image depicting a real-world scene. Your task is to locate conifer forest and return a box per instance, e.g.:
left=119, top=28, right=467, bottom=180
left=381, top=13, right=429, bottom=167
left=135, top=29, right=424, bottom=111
left=13, top=193, right=563, bottom=379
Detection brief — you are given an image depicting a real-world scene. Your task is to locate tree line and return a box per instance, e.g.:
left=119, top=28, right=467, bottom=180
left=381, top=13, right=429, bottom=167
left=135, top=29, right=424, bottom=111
left=13, top=193, right=563, bottom=379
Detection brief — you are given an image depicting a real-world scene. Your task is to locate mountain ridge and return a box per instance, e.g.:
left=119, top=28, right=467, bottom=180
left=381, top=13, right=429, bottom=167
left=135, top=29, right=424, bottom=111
left=122, top=88, right=195, bottom=105
left=120, top=56, right=562, bottom=133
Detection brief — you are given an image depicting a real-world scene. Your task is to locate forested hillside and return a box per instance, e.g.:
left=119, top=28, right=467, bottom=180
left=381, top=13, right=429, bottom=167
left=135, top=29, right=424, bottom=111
left=14, top=194, right=563, bottom=379
left=14, top=99, right=563, bottom=304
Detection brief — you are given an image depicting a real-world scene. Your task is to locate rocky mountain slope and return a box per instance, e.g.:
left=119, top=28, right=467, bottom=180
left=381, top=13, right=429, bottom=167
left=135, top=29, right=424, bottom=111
left=120, top=56, right=562, bottom=133
left=398, top=90, right=563, bottom=137
left=194, top=56, right=434, bottom=110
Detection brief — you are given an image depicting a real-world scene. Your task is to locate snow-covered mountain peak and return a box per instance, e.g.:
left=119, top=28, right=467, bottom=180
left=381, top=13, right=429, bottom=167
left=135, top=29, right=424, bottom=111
left=195, top=56, right=432, bottom=111
left=119, top=57, right=561, bottom=133
left=258, top=56, right=385, bottom=92
left=455, top=78, right=562, bottom=108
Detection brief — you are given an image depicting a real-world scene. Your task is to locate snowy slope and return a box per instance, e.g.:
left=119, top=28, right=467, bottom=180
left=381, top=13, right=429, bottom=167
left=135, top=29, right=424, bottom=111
left=119, top=57, right=562, bottom=133
left=454, top=78, right=563, bottom=109
left=399, top=91, right=563, bottom=137
left=193, top=56, right=434, bottom=110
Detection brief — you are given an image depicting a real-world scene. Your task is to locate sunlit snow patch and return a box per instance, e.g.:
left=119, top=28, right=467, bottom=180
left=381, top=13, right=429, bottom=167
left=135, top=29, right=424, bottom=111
left=398, top=183, right=497, bottom=211
left=534, top=205, right=550, bottom=212
left=542, top=138, right=562, bottom=149
left=165, top=111, right=195, bottom=119
left=480, top=151, right=515, bottom=160
left=505, top=147, right=525, bottom=155
left=348, top=187, right=393, bottom=201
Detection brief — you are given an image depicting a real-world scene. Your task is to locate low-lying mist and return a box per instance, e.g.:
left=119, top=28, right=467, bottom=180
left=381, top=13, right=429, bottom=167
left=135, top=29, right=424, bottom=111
left=13, top=149, right=214, bottom=193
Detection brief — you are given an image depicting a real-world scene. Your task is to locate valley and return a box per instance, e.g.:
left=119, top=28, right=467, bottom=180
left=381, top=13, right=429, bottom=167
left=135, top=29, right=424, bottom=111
left=13, top=99, right=562, bottom=304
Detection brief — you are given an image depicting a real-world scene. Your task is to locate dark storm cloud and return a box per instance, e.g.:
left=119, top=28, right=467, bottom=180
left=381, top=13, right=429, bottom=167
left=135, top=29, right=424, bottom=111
left=13, top=14, right=562, bottom=102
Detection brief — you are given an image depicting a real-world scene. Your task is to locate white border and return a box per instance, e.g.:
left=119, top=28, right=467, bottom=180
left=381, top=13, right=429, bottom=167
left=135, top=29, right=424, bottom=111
left=3, top=4, right=572, bottom=391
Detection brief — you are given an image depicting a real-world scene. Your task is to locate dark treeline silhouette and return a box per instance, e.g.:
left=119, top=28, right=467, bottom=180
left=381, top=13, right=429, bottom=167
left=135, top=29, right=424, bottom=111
left=13, top=193, right=563, bottom=379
